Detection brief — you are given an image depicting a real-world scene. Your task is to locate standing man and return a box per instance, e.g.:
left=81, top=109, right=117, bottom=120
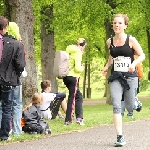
left=0, top=16, right=25, bottom=141
left=63, top=38, right=86, bottom=126
left=7, top=22, right=26, bottom=135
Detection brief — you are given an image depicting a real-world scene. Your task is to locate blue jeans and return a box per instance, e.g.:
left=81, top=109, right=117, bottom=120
left=0, top=85, right=22, bottom=136
left=0, top=85, right=14, bottom=140
left=12, top=85, right=22, bottom=135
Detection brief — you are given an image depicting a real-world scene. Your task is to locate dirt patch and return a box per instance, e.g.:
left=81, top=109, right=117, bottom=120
left=83, top=97, right=150, bottom=105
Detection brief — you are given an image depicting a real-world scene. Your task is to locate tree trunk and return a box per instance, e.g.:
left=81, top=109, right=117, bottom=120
left=4, top=0, right=38, bottom=106
left=86, top=47, right=91, bottom=98
left=146, top=28, right=150, bottom=70
left=40, top=5, right=58, bottom=92
left=87, top=63, right=91, bottom=98
left=83, top=60, right=87, bottom=98
left=104, top=19, right=114, bottom=105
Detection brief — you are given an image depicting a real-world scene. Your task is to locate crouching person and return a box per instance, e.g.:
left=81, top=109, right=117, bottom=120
left=22, top=93, right=51, bottom=134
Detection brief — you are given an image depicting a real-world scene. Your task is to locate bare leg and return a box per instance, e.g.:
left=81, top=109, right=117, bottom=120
left=58, top=111, right=62, bottom=115
left=113, top=113, right=122, bottom=135
left=61, top=99, right=67, bottom=113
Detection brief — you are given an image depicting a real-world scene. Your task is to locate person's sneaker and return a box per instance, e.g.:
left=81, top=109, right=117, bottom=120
left=58, top=114, right=64, bottom=119
left=134, top=97, right=142, bottom=112
left=9, top=129, right=12, bottom=135
left=127, top=112, right=134, bottom=119
left=136, top=101, right=142, bottom=112
left=64, top=121, right=72, bottom=126
left=44, top=129, right=51, bottom=134
left=0, top=137, right=11, bottom=141
left=76, top=118, right=85, bottom=126
left=115, top=135, right=126, bottom=147
left=136, top=106, right=142, bottom=112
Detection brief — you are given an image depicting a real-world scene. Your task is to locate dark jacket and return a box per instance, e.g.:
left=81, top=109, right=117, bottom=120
left=0, top=34, right=25, bottom=86
left=23, top=104, right=42, bottom=125
left=108, top=71, right=130, bottom=90
left=23, top=104, right=49, bottom=133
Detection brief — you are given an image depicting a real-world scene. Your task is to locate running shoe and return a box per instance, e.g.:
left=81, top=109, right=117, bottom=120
left=127, top=112, right=134, bottom=119
left=134, top=97, right=142, bottom=112
left=115, top=135, right=126, bottom=147
left=76, top=118, right=85, bottom=126
left=58, top=114, right=64, bottom=119
left=44, top=129, right=51, bottom=134
left=136, top=101, right=142, bottom=112
left=64, top=121, right=72, bottom=126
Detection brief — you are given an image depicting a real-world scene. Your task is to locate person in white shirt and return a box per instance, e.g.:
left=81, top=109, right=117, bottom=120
left=40, top=80, right=67, bottom=119
left=40, top=92, right=56, bottom=119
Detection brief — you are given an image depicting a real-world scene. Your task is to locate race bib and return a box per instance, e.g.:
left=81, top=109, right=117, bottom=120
left=113, top=56, right=131, bottom=72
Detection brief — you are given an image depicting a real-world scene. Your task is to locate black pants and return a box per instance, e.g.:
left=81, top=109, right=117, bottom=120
left=23, top=121, right=49, bottom=134
left=50, top=97, right=64, bottom=119
left=63, top=76, right=83, bottom=122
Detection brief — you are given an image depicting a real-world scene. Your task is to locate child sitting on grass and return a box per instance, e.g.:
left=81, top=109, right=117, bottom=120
left=40, top=80, right=67, bottom=120
left=22, top=93, right=51, bottom=134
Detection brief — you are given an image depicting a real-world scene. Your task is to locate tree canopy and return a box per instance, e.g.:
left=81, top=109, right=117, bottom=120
left=0, top=0, right=150, bottom=101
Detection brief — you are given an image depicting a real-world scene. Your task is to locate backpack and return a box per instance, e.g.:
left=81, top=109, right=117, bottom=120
left=53, top=50, right=70, bottom=78
left=134, top=55, right=144, bottom=79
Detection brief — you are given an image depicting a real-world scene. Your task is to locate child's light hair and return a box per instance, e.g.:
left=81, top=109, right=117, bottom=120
left=32, top=93, right=43, bottom=105
left=113, top=14, right=129, bottom=26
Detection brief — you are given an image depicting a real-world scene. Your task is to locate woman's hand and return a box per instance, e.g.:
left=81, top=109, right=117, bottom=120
left=102, top=67, right=108, bottom=76
left=128, top=63, right=136, bottom=73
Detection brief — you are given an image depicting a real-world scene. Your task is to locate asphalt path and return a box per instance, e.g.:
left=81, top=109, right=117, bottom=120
left=0, top=97, right=149, bottom=150
left=0, top=119, right=150, bottom=150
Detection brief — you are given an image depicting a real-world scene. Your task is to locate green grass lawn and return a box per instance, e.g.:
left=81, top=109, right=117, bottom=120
left=58, top=90, right=150, bottom=101
left=84, top=92, right=106, bottom=100
left=138, top=91, right=150, bottom=97
left=84, top=91, right=150, bottom=101
left=1, top=99, right=150, bottom=145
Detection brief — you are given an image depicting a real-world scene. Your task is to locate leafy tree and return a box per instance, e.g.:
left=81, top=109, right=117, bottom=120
left=144, top=0, right=150, bottom=71
left=3, top=0, right=38, bottom=105
left=40, top=5, right=58, bottom=92
left=2, top=0, right=149, bottom=104
left=0, top=0, right=4, bottom=15
left=33, top=0, right=149, bottom=100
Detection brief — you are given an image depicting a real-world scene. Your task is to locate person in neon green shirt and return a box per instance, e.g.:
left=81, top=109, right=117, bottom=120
left=63, top=38, right=86, bottom=126
left=7, top=22, right=21, bottom=40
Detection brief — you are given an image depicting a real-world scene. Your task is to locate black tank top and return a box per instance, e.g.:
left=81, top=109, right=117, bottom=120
left=110, top=35, right=137, bottom=77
